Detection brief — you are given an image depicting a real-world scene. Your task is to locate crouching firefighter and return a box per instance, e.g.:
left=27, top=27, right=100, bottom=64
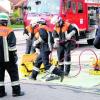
left=0, top=13, right=24, bottom=98
left=30, top=18, right=64, bottom=82
left=51, top=16, right=79, bottom=76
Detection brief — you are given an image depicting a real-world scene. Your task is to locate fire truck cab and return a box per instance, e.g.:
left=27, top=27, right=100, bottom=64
left=62, top=0, right=100, bottom=44
left=22, top=0, right=100, bottom=44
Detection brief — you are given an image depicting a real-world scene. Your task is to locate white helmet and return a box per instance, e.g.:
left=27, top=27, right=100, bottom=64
left=0, top=13, right=9, bottom=21
left=30, top=17, right=39, bottom=27
left=38, top=18, right=46, bottom=25
left=51, top=15, right=62, bottom=25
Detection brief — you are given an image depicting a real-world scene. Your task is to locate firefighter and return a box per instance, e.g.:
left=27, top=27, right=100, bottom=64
left=0, top=13, right=24, bottom=97
left=23, top=17, right=39, bottom=54
left=93, top=25, right=100, bottom=49
left=30, top=18, right=64, bottom=82
left=50, top=16, right=78, bottom=76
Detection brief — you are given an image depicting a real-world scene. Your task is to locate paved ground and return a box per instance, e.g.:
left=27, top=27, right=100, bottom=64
left=1, top=29, right=100, bottom=100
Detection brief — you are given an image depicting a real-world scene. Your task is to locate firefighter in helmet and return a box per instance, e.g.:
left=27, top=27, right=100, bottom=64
left=23, top=17, right=39, bottom=54
left=50, top=15, right=79, bottom=76
left=0, top=13, right=24, bottom=97
left=30, top=18, right=64, bottom=82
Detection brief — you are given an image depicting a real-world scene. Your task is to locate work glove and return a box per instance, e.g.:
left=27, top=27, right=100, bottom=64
left=65, top=30, right=76, bottom=40
left=65, top=34, right=72, bottom=40
left=33, top=36, right=43, bottom=47
left=53, top=38, right=59, bottom=48
left=35, top=48, right=40, bottom=55
left=23, top=33, right=30, bottom=40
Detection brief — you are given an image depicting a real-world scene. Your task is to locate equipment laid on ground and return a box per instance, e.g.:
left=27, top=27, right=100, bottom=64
left=19, top=53, right=58, bottom=77
left=19, top=53, right=45, bottom=77
left=89, top=57, right=100, bottom=75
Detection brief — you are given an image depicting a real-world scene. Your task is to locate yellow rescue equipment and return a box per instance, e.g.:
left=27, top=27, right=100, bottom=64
left=19, top=53, right=58, bottom=77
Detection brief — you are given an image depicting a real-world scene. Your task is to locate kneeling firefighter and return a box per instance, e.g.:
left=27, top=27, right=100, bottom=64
left=51, top=16, right=79, bottom=76
left=30, top=18, right=64, bottom=82
left=0, top=13, right=24, bottom=97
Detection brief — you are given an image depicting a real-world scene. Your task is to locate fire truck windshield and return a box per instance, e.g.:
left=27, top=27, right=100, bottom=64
left=27, top=0, right=60, bottom=14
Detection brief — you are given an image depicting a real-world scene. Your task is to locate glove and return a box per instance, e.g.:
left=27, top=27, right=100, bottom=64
left=35, top=48, right=40, bottom=55
left=65, top=30, right=76, bottom=40
left=23, top=34, right=29, bottom=40
left=54, top=38, right=59, bottom=48
left=33, top=41, right=38, bottom=47
left=65, top=34, right=72, bottom=40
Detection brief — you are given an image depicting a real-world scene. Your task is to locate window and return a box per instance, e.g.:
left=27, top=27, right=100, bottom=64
left=72, top=2, right=76, bottom=13
left=66, top=0, right=71, bottom=11
left=78, top=2, right=83, bottom=13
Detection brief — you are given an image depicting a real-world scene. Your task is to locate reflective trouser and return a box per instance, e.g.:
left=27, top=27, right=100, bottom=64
left=57, top=41, right=71, bottom=75
left=26, top=37, right=35, bottom=54
left=0, top=62, right=21, bottom=94
left=35, top=51, right=51, bottom=70
left=31, top=51, right=51, bottom=79
left=31, top=50, right=63, bottom=79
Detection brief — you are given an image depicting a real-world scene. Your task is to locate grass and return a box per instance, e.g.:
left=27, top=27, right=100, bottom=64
left=8, top=24, right=24, bottom=29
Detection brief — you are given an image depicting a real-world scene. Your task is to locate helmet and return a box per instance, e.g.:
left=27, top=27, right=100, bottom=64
left=0, top=13, right=9, bottom=21
left=50, top=15, right=62, bottom=25
left=38, top=18, right=46, bottom=25
left=30, top=17, right=39, bottom=27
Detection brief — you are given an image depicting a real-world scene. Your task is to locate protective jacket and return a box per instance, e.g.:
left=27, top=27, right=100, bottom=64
left=0, top=26, right=17, bottom=62
left=54, top=22, right=78, bottom=42
left=93, top=26, right=100, bottom=49
left=34, top=25, right=54, bottom=52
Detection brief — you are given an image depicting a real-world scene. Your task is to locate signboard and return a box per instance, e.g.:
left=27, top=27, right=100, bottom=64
left=85, top=0, right=100, bottom=3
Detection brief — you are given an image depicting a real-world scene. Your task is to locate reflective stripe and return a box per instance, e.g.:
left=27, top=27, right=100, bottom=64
left=48, top=65, right=55, bottom=73
left=3, top=37, right=9, bottom=62
left=47, top=32, right=52, bottom=51
left=8, top=46, right=17, bottom=51
left=64, top=61, right=71, bottom=65
left=11, top=81, right=20, bottom=86
left=33, top=67, right=39, bottom=72
left=0, top=82, right=4, bottom=86
left=58, top=62, right=64, bottom=65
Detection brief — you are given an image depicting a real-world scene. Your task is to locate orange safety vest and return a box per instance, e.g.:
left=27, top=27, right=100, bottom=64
left=0, top=26, right=13, bottom=37
left=55, top=22, right=70, bottom=33
left=26, top=25, right=33, bottom=33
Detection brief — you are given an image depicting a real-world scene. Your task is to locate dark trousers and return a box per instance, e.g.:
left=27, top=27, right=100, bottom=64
left=57, top=41, right=71, bottom=74
left=0, top=62, right=21, bottom=94
left=35, top=51, right=51, bottom=70
left=26, top=37, right=35, bottom=54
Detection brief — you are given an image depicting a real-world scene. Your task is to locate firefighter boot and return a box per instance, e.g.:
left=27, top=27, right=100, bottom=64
left=0, top=86, right=7, bottom=98
left=51, top=67, right=64, bottom=82
left=12, top=85, right=24, bottom=97
left=30, top=70, right=38, bottom=80
left=64, top=65, right=70, bottom=76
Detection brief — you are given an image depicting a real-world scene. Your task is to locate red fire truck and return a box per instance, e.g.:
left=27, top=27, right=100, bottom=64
left=22, top=0, right=100, bottom=44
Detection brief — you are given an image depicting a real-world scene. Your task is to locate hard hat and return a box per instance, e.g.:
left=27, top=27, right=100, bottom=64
left=0, top=13, right=9, bottom=21
left=50, top=15, right=62, bottom=25
left=38, top=18, right=46, bottom=25
left=30, top=17, right=39, bottom=27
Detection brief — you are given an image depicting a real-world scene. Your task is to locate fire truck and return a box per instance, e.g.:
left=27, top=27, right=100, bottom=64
left=22, top=0, right=100, bottom=44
